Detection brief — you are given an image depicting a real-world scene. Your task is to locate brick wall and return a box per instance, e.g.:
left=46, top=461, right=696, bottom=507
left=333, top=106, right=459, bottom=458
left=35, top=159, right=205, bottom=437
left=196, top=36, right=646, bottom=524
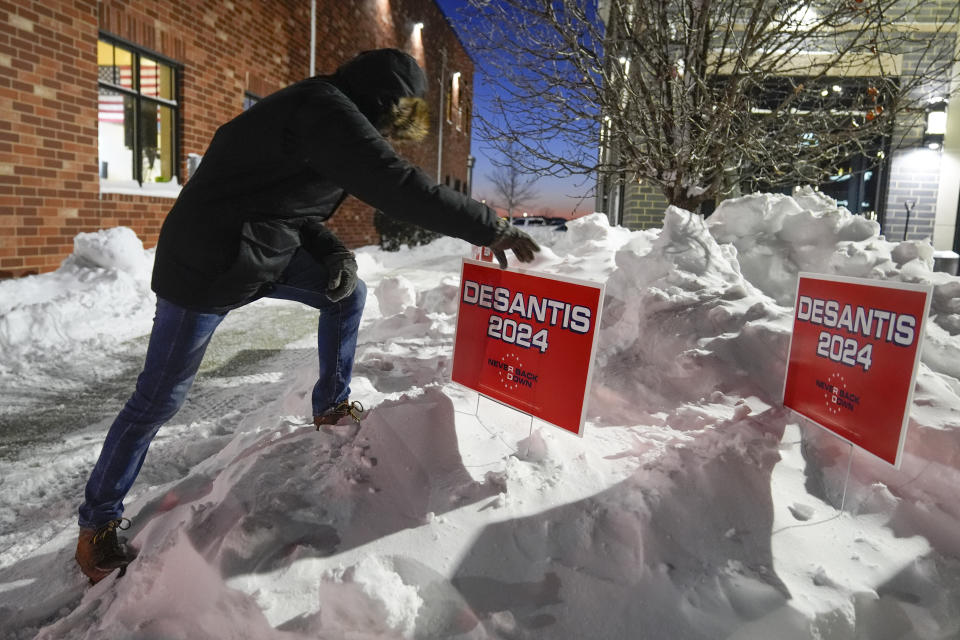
left=621, top=181, right=669, bottom=230
left=1, top=1, right=99, bottom=277
left=882, top=147, right=942, bottom=242
left=0, top=0, right=474, bottom=277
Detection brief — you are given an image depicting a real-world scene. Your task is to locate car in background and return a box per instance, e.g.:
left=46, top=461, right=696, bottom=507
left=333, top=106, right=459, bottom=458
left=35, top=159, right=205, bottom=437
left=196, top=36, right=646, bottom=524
left=510, top=216, right=568, bottom=231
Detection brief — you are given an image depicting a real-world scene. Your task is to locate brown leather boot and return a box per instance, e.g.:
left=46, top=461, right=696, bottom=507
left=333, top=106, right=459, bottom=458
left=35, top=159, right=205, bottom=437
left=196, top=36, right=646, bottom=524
left=75, top=519, right=137, bottom=584
left=314, top=400, right=364, bottom=430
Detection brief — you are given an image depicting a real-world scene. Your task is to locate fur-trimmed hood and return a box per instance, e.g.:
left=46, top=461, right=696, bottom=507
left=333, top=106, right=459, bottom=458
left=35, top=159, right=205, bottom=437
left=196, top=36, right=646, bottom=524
left=330, top=49, right=427, bottom=131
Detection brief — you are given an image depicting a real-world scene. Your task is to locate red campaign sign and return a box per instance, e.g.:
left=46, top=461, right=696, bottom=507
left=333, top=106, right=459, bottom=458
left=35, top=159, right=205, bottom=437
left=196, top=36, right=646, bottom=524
left=452, top=259, right=605, bottom=436
left=782, top=273, right=932, bottom=467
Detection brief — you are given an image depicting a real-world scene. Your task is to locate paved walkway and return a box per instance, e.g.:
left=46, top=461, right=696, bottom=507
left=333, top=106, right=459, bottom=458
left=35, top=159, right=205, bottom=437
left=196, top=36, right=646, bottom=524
left=0, top=300, right=319, bottom=459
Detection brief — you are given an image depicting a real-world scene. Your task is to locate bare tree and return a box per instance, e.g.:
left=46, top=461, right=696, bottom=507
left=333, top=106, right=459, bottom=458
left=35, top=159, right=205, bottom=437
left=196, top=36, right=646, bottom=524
left=456, top=0, right=960, bottom=211
left=486, top=152, right=541, bottom=223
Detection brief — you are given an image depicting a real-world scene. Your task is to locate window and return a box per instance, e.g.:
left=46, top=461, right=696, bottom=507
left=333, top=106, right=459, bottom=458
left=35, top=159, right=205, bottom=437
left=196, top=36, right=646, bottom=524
left=720, top=75, right=890, bottom=217
left=97, top=36, right=179, bottom=187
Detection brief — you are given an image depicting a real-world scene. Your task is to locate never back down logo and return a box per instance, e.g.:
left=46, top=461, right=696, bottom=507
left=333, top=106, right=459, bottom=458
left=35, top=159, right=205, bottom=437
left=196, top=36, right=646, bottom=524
left=816, top=371, right=860, bottom=415
left=488, top=353, right=539, bottom=391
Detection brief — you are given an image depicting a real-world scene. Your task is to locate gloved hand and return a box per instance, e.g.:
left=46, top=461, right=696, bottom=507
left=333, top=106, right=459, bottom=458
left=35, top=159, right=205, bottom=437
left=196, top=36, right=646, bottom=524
left=324, top=250, right=359, bottom=302
left=488, top=218, right=540, bottom=269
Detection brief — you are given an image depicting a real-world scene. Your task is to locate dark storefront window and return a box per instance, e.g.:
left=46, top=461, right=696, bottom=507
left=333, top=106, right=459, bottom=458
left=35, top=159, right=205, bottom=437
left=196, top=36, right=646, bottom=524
left=97, top=36, right=179, bottom=186
left=818, top=153, right=881, bottom=215
left=703, top=75, right=892, bottom=219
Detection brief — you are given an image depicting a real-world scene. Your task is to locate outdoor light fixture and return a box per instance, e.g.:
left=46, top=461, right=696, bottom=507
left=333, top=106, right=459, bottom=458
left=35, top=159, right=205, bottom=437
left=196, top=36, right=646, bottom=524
left=924, top=99, right=948, bottom=150
left=410, top=21, right=425, bottom=65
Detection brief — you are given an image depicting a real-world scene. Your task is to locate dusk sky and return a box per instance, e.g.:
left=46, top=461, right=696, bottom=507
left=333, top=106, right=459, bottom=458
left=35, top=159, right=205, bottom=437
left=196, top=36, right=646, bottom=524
left=434, top=0, right=597, bottom=218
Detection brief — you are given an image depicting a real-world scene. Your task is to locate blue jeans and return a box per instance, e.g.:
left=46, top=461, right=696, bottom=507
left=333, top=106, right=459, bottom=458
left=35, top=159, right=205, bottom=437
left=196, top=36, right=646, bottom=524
left=78, top=249, right=366, bottom=529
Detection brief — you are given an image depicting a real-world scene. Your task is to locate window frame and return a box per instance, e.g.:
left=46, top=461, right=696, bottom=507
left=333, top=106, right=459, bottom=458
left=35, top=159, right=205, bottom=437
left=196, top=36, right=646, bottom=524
left=97, top=32, right=182, bottom=189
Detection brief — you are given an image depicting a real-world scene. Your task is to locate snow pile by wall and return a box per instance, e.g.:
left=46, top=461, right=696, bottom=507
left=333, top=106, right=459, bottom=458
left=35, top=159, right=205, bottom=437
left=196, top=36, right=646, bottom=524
left=0, top=227, right=156, bottom=375
left=69, top=227, right=153, bottom=279
left=706, top=187, right=894, bottom=305
left=707, top=188, right=960, bottom=336
left=597, top=206, right=790, bottom=414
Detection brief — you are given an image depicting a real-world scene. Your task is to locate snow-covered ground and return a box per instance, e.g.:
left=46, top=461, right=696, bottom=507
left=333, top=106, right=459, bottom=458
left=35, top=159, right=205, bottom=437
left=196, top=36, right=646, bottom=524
left=1, top=188, right=959, bottom=639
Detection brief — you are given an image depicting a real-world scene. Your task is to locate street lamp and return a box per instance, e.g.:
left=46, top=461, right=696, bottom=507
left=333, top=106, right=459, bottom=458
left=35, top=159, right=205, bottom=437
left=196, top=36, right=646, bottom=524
left=410, top=22, right=425, bottom=68
left=467, top=155, right=475, bottom=196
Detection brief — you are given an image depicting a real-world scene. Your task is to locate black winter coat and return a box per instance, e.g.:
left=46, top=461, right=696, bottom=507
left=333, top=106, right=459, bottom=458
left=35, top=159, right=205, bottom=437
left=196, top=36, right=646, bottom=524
left=152, top=50, right=498, bottom=313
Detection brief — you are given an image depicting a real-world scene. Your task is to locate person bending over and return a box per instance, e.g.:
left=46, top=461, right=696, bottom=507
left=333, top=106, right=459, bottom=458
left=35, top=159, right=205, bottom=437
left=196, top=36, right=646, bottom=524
left=75, top=48, right=538, bottom=584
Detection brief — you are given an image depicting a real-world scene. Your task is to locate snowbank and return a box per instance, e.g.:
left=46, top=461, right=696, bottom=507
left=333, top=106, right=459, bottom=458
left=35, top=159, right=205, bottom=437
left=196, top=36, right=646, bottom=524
left=0, top=227, right=156, bottom=377
left=707, top=187, right=960, bottom=335
left=1, top=192, right=959, bottom=639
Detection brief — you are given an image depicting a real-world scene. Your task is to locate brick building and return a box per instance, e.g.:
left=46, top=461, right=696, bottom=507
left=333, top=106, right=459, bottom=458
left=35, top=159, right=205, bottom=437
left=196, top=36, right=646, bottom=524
left=0, top=0, right=476, bottom=278
left=597, top=2, right=960, bottom=256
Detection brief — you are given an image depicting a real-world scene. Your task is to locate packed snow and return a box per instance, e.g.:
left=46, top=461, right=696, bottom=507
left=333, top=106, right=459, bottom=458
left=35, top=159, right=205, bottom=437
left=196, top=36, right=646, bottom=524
left=1, top=187, right=959, bottom=639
